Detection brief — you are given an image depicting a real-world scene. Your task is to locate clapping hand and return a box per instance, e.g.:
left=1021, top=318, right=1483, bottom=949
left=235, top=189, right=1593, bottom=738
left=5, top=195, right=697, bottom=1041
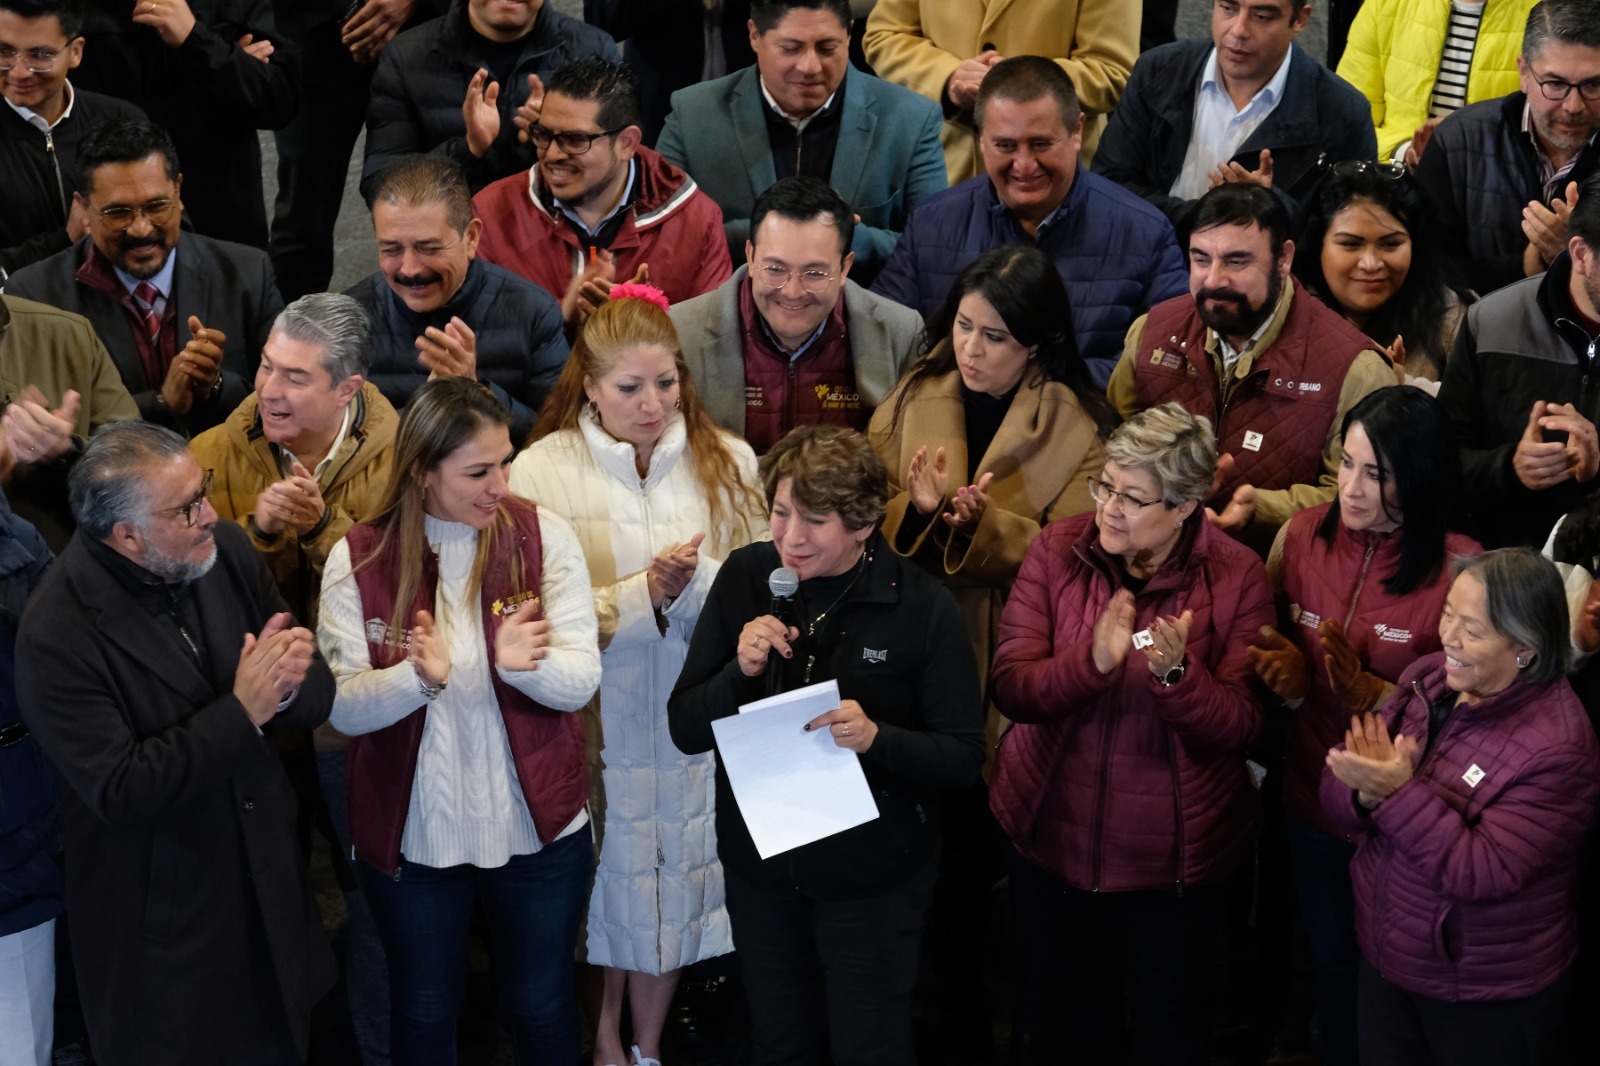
left=1248, top=625, right=1309, bottom=701
left=254, top=461, right=328, bottom=537
left=1514, top=400, right=1600, bottom=489
left=946, top=50, right=1003, bottom=109
left=407, top=609, right=449, bottom=687
left=159, top=316, right=226, bottom=415
left=342, top=0, right=414, bottom=63
left=2, top=386, right=79, bottom=466
left=561, top=249, right=648, bottom=327
left=1325, top=711, right=1418, bottom=808
left=513, top=73, right=546, bottom=145
left=1381, top=335, right=1407, bottom=386
left=416, top=317, right=477, bottom=381
left=1141, top=610, right=1192, bottom=678
left=494, top=597, right=551, bottom=672
left=234, top=612, right=313, bottom=726
left=1319, top=618, right=1387, bottom=715
left=1205, top=483, right=1256, bottom=532
left=463, top=68, right=502, bottom=158
left=945, top=472, right=994, bottom=534
left=1523, top=181, right=1579, bottom=269
left=906, top=444, right=949, bottom=516
left=1091, top=588, right=1137, bottom=675
left=647, top=531, right=705, bottom=609
left=1403, top=117, right=1442, bottom=168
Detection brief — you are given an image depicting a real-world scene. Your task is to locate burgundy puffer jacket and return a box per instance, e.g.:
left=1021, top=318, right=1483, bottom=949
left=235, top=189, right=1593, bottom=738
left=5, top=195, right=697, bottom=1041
left=990, top=512, right=1274, bottom=892
left=1277, top=504, right=1480, bottom=836
left=1322, top=654, right=1600, bottom=1000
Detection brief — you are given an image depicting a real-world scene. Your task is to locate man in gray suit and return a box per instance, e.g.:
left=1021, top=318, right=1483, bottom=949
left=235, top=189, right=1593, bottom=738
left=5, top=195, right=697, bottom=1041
left=656, top=0, right=946, bottom=285
left=670, top=176, right=923, bottom=454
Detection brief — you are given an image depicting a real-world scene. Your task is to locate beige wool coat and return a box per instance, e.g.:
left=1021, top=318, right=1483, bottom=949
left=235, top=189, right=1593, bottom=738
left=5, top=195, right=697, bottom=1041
left=869, top=367, right=1106, bottom=765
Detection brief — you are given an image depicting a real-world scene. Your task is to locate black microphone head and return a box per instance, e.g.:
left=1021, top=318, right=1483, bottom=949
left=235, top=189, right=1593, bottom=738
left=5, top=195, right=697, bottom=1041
left=768, top=567, right=799, bottom=599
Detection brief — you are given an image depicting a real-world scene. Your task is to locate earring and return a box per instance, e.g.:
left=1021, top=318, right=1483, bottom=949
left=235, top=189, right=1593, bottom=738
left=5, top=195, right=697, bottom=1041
left=674, top=397, right=682, bottom=410
left=1517, top=655, right=1531, bottom=669
left=585, top=399, right=598, bottom=417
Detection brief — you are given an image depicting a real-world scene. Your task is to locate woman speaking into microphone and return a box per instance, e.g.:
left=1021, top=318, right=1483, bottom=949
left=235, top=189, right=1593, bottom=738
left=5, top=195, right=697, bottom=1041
left=668, top=424, right=985, bottom=1066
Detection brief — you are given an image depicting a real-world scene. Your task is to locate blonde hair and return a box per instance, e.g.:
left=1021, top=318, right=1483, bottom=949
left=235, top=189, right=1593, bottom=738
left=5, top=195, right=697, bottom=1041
left=531, top=297, right=761, bottom=541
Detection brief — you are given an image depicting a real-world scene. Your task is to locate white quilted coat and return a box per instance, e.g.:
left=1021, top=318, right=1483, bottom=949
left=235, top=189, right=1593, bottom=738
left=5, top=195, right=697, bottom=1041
left=508, top=410, right=765, bottom=974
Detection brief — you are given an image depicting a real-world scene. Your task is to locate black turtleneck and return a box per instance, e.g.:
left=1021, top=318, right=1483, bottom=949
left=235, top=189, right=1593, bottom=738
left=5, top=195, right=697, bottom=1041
left=962, top=379, right=1019, bottom=475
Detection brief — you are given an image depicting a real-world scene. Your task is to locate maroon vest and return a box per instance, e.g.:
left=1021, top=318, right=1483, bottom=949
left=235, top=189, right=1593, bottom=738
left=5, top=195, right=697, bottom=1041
left=343, top=499, right=587, bottom=875
left=1131, top=288, right=1372, bottom=506
left=738, top=278, right=861, bottom=454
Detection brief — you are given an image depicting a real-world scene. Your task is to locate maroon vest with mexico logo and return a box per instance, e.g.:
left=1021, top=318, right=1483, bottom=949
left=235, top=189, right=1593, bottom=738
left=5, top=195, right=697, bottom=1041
left=343, top=498, right=587, bottom=875
left=738, top=278, right=860, bottom=454
left=1131, top=289, right=1373, bottom=507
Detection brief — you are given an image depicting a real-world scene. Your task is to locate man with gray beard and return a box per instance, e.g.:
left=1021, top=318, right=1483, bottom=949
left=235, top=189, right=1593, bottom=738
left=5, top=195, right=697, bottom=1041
left=14, top=421, right=335, bottom=1066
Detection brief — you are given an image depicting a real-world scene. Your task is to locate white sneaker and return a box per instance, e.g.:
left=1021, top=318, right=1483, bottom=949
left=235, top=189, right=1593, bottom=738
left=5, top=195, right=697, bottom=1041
left=631, top=1046, right=662, bottom=1066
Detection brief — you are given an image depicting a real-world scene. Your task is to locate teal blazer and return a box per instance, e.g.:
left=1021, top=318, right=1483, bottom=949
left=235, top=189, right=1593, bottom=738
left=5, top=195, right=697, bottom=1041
left=657, top=63, right=946, bottom=284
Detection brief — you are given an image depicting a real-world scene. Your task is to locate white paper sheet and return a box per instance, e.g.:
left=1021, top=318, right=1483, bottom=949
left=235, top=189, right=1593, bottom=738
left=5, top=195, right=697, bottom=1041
left=712, top=679, right=881, bottom=859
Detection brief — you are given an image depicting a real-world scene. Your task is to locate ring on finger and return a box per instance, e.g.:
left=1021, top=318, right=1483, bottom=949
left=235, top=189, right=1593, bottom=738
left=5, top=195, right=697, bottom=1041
left=841, top=725, right=850, bottom=736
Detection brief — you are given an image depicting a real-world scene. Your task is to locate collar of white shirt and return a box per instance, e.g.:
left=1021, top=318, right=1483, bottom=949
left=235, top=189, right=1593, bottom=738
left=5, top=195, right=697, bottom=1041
left=5, top=79, right=75, bottom=133
left=759, top=76, right=837, bottom=133
left=1198, top=44, right=1293, bottom=116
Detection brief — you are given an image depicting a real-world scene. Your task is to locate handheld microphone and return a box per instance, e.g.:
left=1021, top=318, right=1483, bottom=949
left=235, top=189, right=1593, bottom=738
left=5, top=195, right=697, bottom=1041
left=766, top=567, right=799, bottom=697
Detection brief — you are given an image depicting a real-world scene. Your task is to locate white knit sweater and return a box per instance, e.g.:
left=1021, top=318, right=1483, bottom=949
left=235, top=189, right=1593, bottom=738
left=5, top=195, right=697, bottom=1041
left=318, top=511, right=601, bottom=869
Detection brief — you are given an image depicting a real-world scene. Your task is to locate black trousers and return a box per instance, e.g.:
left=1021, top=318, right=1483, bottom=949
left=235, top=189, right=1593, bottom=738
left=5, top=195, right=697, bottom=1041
left=1358, top=960, right=1571, bottom=1066
left=269, top=12, right=373, bottom=302
left=723, top=859, right=936, bottom=1066
left=1006, top=845, right=1227, bottom=1066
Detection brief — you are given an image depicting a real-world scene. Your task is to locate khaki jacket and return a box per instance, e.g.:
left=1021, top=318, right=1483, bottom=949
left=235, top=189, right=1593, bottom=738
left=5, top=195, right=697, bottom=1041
left=863, top=0, right=1136, bottom=183
left=190, top=382, right=398, bottom=623
left=869, top=366, right=1105, bottom=765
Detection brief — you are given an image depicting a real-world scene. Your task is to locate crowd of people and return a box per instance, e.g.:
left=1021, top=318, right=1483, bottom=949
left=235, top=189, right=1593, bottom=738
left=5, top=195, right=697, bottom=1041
left=2, top=0, right=1600, bottom=1064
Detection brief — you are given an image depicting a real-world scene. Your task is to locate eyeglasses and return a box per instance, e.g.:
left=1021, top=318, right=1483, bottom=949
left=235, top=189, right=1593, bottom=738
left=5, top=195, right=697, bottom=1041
left=1533, top=74, right=1600, bottom=102
left=530, top=124, right=626, bottom=155
left=154, top=469, right=214, bottom=528
left=1086, top=477, right=1163, bottom=512
left=93, top=198, right=179, bottom=231
left=1330, top=159, right=1407, bottom=180
left=755, top=264, right=838, bottom=293
left=0, top=44, right=68, bottom=74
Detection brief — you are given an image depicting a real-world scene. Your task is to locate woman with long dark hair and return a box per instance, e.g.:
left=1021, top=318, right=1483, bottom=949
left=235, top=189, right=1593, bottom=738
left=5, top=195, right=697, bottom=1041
left=317, top=378, right=601, bottom=1065
left=510, top=291, right=765, bottom=1066
left=1248, top=386, right=1479, bottom=1066
left=1293, top=161, right=1474, bottom=385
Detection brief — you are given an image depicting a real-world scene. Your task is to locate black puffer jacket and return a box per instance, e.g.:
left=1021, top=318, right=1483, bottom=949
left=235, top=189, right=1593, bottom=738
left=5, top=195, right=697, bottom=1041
left=344, top=259, right=568, bottom=444
left=669, top=534, right=985, bottom=901
left=1437, top=250, right=1600, bottom=549
left=0, top=89, right=145, bottom=280
left=1415, top=92, right=1600, bottom=296
left=0, top=494, right=57, bottom=940
left=360, top=0, right=618, bottom=203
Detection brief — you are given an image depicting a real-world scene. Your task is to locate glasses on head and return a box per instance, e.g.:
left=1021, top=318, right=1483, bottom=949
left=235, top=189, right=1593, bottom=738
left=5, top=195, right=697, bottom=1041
left=530, top=124, right=626, bottom=155
left=1086, top=476, right=1163, bottom=512
left=756, top=264, right=837, bottom=293
left=93, top=198, right=179, bottom=231
left=1330, top=159, right=1407, bottom=180
left=155, top=469, right=214, bottom=528
left=1533, top=74, right=1600, bottom=102
left=0, top=44, right=68, bottom=74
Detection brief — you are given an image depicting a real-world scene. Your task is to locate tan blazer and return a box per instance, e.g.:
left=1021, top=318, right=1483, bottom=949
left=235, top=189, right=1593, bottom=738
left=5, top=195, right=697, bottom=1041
left=869, top=367, right=1105, bottom=764
left=863, top=0, right=1137, bottom=183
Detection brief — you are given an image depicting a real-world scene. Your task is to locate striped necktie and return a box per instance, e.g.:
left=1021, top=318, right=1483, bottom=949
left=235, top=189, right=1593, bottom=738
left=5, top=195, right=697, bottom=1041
left=131, top=281, right=162, bottom=339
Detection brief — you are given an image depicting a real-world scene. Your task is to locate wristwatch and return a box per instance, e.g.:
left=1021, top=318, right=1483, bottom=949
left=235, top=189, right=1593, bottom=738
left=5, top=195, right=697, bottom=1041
left=1155, top=659, right=1187, bottom=687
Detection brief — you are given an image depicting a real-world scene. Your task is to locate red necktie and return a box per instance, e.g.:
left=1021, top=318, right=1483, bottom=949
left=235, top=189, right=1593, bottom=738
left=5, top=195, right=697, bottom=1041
left=132, top=281, right=161, bottom=339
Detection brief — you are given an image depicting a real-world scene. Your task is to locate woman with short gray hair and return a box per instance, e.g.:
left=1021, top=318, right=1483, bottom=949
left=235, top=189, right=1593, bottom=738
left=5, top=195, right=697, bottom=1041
left=1323, top=547, right=1600, bottom=1066
left=989, top=402, right=1276, bottom=1062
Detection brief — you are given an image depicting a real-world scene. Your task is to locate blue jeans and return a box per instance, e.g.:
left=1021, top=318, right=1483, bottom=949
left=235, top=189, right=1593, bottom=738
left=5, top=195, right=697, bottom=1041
left=356, top=830, right=592, bottom=1066
left=1286, top=813, right=1360, bottom=1066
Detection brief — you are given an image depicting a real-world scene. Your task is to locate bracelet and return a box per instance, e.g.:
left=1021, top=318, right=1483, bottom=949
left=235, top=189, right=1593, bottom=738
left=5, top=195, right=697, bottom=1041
left=417, top=671, right=447, bottom=701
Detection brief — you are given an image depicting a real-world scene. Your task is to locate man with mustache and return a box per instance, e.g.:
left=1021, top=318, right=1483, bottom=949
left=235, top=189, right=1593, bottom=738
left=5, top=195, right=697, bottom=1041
left=3, top=118, right=284, bottom=436
left=346, top=152, right=568, bottom=443
left=1414, top=0, right=1600, bottom=295
left=14, top=420, right=336, bottom=1065
left=1108, top=183, right=1395, bottom=548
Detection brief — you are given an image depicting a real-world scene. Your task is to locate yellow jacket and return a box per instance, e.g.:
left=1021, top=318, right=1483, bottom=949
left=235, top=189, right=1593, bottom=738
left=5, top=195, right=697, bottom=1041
left=863, top=0, right=1136, bottom=184
left=189, top=381, right=398, bottom=624
left=1337, top=0, right=1534, bottom=160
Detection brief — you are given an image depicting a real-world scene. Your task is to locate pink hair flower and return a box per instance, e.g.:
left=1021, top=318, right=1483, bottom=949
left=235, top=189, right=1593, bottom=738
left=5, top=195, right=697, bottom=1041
left=609, top=283, right=670, bottom=312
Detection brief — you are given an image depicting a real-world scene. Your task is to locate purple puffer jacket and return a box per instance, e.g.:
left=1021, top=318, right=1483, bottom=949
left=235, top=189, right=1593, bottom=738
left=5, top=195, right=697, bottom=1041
left=990, top=512, right=1274, bottom=892
left=1322, top=653, right=1600, bottom=1001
